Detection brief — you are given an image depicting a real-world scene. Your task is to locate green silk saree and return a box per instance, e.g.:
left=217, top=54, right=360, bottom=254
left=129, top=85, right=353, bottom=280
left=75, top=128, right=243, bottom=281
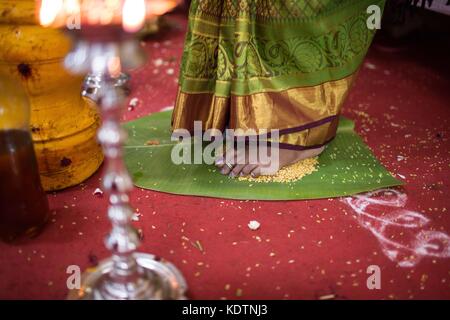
left=172, top=0, right=385, bottom=149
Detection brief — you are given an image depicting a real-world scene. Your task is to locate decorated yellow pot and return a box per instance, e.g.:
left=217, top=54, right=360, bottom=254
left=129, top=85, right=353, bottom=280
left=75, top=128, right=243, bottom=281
left=0, top=0, right=103, bottom=191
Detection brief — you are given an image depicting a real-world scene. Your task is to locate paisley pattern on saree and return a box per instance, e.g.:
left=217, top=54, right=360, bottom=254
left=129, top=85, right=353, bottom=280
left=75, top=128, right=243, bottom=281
left=180, top=0, right=379, bottom=94
left=173, top=0, right=385, bottom=148
left=190, top=0, right=344, bottom=21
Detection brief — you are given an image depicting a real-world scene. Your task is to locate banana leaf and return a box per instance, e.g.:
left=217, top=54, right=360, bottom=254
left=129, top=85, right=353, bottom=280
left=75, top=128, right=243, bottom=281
left=123, top=111, right=402, bottom=201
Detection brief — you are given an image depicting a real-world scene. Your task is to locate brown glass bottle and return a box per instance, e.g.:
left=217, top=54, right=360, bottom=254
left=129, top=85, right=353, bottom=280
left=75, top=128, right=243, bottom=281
left=0, top=130, right=49, bottom=242
left=0, top=76, right=49, bottom=243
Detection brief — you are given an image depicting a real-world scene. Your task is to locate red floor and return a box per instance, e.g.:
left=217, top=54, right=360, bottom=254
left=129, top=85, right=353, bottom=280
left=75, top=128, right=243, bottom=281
left=1, top=14, right=449, bottom=300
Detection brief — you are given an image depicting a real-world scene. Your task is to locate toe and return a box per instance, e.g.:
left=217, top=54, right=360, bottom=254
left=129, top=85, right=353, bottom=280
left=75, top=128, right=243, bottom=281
left=250, top=166, right=262, bottom=178
left=241, top=164, right=258, bottom=176
left=215, top=155, right=225, bottom=168
left=230, top=164, right=246, bottom=178
left=221, top=163, right=234, bottom=175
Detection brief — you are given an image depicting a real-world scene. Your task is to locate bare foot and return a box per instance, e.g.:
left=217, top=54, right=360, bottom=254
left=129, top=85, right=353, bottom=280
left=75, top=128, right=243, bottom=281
left=215, top=145, right=325, bottom=178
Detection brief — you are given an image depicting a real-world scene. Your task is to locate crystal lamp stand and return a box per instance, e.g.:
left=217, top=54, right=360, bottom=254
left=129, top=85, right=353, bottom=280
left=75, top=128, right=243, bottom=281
left=82, top=72, right=130, bottom=100
left=64, top=32, right=187, bottom=300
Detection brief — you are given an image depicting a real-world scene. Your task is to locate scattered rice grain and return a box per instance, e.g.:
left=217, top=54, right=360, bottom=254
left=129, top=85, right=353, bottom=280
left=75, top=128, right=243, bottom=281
left=238, top=157, right=319, bottom=183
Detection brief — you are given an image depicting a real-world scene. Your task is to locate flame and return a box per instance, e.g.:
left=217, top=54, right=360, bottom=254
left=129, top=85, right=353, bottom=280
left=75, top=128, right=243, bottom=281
left=64, top=0, right=81, bottom=15
left=38, top=0, right=179, bottom=30
left=122, top=0, right=146, bottom=33
left=39, top=0, right=64, bottom=26
left=107, top=56, right=122, bottom=78
left=147, top=0, right=179, bottom=16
